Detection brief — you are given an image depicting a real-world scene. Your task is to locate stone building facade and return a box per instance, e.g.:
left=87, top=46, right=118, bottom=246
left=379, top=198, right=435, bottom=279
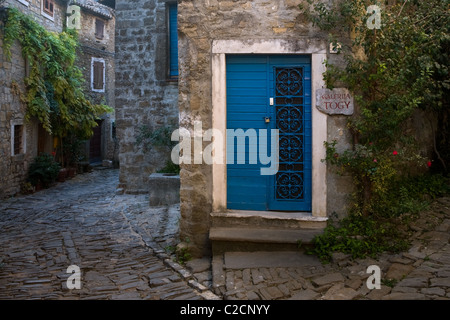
left=0, top=0, right=115, bottom=198
left=0, top=0, right=68, bottom=198
left=116, top=0, right=437, bottom=258
left=112, top=0, right=354, bottom=256
left=176, top=0, right=357, bottom=257
left=115, top=0, right=179, bottom=193
left=72, top=0, right=117, bottom=164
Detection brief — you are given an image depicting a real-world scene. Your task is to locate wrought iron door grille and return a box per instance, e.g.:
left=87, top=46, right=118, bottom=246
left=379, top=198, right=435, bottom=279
left=274, top=67, right=305, bottom=200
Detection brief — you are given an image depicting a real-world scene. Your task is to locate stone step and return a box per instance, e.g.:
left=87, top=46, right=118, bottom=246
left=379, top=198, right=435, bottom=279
left=210, top=227, right=322, bottom=244
left=211, top=210, right=328, bottom=230
left=209, top=226, right=324, bottom=254
left=210, top=211, right=327, bottom=254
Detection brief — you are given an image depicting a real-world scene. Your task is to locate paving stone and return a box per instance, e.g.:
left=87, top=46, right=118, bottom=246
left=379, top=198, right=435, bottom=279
left=246, top=291, right=261, bottom=300
left=311, top=272, right=345, bottom=287
left=421, top=287, right=446, bottom=296
left=430, top=277, right=450, bottom=288
left=289, top=289, right=321, bottom=300
left=251, top=269, right=265, bottom=285
left=382, top=292, right=426, bottom=300
left=186, top=258, right=211, bottom=273
left=397, top=277, right=428, bottom=288
left=322, top=284, right=359, bottom=300
left=259, top=286, right=284, bottom=300
left=345, top=278, right=363, bottom=290
left=365, top=285, right=392, bottom=300
left=385, top=263, right=414, bottom=280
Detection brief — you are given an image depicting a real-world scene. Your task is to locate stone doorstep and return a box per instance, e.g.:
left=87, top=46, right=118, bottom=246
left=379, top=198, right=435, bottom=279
left=210, top=211, right=326, bottom=253
left=209, top=227, right=323, bottom=245
left=211, top=211, right=328, bottom=230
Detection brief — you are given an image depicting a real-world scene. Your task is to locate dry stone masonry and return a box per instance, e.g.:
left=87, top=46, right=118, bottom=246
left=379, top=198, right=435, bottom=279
left=115, top=0, right=179, bottom=194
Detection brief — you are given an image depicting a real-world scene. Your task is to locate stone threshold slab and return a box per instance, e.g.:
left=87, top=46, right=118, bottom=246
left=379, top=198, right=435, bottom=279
left=212, top=210, right=328, bottom=222
left=209, top=227, right=322, bottom=244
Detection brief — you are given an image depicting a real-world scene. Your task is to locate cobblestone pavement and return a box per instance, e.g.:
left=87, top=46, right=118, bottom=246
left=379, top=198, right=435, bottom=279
left=0, top=168, right=216, bottom=300
left=212, top=197, right=450, bottom=300
left=1, top=168, right=449, bottom=300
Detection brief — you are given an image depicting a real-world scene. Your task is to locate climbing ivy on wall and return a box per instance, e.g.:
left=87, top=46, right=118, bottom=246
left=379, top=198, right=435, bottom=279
left=301, top=0, right=449, bottom=215
left=1, top=7, right=112, bottom=140
left=299, top=0, right=450, bottom=261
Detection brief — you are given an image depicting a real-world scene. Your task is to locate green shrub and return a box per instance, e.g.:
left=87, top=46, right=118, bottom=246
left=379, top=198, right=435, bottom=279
left=28, top=153, right=61, bottom=188
left=307, top=173, right=450, bottom=263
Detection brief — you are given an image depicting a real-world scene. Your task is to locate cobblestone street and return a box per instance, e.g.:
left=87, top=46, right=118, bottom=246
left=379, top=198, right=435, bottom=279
left=0, top=168, right=213, bottom=300
left=1, top=168, right=449, bottom=301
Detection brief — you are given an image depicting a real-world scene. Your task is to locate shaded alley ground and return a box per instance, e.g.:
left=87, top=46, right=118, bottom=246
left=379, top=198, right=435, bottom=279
left=0, top=168, right=215, bottom=300
left=0, top=168, right=449, bottom=300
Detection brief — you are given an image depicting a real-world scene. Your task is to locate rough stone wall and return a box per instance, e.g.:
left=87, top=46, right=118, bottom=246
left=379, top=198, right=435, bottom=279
left=76, top=4, right=117, bottom=163
left=3, top=0, right=66, bottom=33
left=0, top=0, right=66, bottom=198
left=115, top=0, right=179, bottom=193
left=177, top=0, right=355, bottom=257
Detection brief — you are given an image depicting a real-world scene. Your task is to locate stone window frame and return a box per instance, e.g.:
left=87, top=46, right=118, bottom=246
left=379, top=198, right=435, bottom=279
left=11, top=121, right=26, bottom=156
left=16, top=0, right=29, bottom=7
left=91, top=57, right=106, bottom=93
left=211, top=39, right=328, bottom=219
left=41, top=0, right=55, bottom=21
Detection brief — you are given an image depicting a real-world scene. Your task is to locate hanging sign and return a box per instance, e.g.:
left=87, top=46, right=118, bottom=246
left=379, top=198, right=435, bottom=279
left=316, top=88, right=354, bottom=115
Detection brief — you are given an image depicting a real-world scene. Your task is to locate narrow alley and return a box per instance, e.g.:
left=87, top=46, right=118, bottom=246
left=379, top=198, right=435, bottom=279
left=0, top=168, right=212, bottom=300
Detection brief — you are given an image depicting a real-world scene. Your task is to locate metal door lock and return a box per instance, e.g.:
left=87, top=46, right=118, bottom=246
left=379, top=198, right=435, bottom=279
left=264, top=116, right=271, bottom=123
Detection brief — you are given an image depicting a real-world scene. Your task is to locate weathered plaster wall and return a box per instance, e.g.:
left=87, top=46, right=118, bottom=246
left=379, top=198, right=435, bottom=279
left=115, top=0, right=178, bottom=193
left=177, top=0, right=353, bottom=257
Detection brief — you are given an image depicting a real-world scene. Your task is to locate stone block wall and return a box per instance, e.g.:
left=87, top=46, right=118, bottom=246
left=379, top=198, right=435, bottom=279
left=0, top=0, right=118, bottom=197
left=75, top=2, right=117, bottom=163
left=176, top=0, right=355, bottom=257
left=3, top=0, right=66, bottom=33
left=115, top=0, right=178, bottom=193
left=0, top=0, right=66, bottom=198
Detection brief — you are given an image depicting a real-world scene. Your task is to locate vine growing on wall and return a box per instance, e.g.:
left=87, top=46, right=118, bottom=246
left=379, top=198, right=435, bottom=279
left=301, top=0, right=449, bottom=215
left=299, top=0, right=450, bottom=261
left=1, top=8, right=112, bottom=163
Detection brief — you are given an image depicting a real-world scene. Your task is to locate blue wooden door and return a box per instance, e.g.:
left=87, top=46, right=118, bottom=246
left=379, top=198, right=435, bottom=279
left=226, top=55, right=312, bottom=212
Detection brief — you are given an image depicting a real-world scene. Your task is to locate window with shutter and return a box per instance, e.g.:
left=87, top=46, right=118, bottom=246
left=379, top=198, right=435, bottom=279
left=95, top=19, right=105, bottom=40
left=168, top=3, right=178, bottom=79
left=13, top=125, right=23, bottom=156
left=91, top=58, right=105, bottom=92
left=43, top=0, right=54, bottom=17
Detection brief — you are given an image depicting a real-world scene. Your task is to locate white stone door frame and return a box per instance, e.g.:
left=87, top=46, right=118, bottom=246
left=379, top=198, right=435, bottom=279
left=211, top=39, right=328, bottom=218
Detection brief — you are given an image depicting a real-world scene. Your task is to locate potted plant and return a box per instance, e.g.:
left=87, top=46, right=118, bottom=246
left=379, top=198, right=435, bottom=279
left=28, top=153, right=61, bottom=189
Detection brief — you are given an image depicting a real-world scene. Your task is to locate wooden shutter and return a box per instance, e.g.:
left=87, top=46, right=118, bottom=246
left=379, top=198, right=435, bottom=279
left=168, top=3, right=178, bottom=78
left=92, top=60, right=104, bottom=91
left=43, top=0, right=54, bottom=17
left=14, top=125, right=23, bottom=155
left=95, top=19, right=105, bottom=40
